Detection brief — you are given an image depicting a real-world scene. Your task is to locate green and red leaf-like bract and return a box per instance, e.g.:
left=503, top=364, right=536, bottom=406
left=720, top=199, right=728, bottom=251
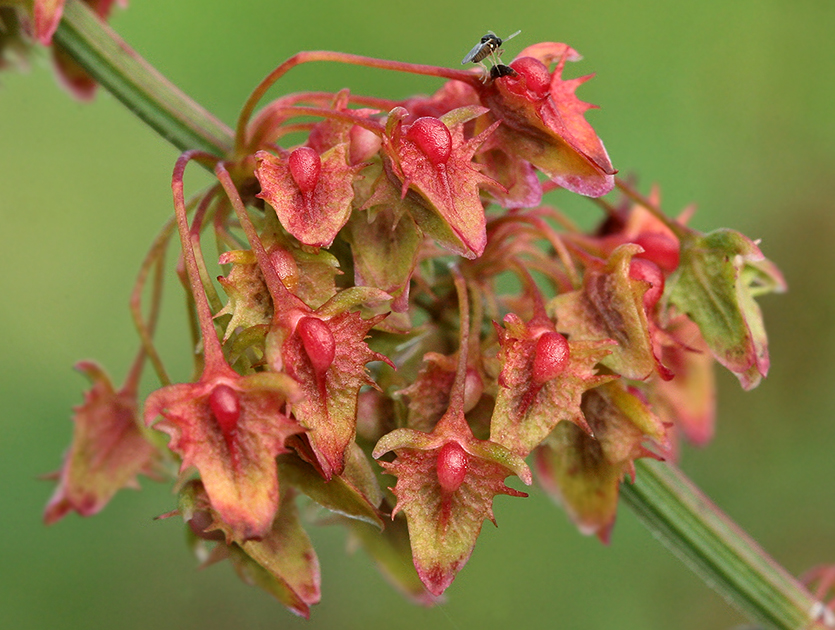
left=44, top=361, right=157, bottom=524
left=145, top=369, right=302, bottom=542
left=374, top=410, right=531, bottom=596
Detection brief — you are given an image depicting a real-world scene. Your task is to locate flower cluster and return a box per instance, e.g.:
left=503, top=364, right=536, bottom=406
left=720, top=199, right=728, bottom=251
left=43, top=37, right=784, bottom=616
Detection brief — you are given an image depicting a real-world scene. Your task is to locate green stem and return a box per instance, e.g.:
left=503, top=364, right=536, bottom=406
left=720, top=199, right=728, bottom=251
left=53, top=0, right=233, bottom=156
left=622, top=459, right=829, bottom=629
left=49, top=3, right=828, bottom=628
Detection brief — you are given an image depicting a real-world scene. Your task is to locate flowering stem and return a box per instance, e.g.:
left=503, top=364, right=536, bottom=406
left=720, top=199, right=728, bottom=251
left=622, top=459, right=829, bottom=629
left=51, top=4, right=823, bottom=626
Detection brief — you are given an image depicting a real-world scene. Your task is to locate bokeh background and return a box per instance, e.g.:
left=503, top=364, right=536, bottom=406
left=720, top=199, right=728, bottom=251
left=2, top=1, right=834, bottom=628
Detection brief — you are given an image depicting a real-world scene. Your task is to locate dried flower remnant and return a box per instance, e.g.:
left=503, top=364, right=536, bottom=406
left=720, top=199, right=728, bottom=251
left=44, top=360, right=158, bottom=524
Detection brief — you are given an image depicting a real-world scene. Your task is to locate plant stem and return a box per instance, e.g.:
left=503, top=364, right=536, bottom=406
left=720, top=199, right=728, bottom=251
left=53, top=0, right=234, bottom=156
left=50, top=3, right=828, bottom=627
left=622, top=459, right=829, bottom=629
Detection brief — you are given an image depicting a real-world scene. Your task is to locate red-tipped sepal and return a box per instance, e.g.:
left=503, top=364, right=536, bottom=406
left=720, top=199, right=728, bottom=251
left=477, top=43, right=615, bottom=197
left=179, top=481, right=320, bottom=618
left=373, top=412, right=531, bottom=596
left=534, top=381, right=668, bottom=542
left=255, top=143, right=360, bottom=248
left=269, top=289, right=393, bottom=479
left=382, top=106, right=502, bottom=258
left=145, top=370, right=303, bottom=542
left=550, top=244, right=671, bottom=381
left=667, top=228, right=786, bottom=390
left=491, top=313, right=616, bottom=456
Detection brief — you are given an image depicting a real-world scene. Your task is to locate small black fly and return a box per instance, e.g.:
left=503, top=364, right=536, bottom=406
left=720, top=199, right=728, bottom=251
left=461, top=30, right=521, bottom=68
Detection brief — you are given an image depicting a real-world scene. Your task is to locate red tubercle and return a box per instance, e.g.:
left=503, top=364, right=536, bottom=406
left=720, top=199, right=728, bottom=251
left=532, top=331, right=570, bottom=384
left=405, top=117, right=452, bottom=165
left=508, top=57, right=552, bottom=99
left=436, top=441, right=469, bottom=494
left=288, top=146, right=322, bottom=193
left=209, top=384, right=241, bottom=438
left=296, top=316, right=336, bottom=376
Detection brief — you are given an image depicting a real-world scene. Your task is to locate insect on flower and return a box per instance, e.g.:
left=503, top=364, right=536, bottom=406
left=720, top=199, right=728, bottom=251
left=461, top=30, right=521, bottom=73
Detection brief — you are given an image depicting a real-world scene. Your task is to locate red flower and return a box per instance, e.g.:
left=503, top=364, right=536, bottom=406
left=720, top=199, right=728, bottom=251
left=491, top=312, right=616, bottom=456
left=255, top=143, right=362, bottom=248
left=145, top=367, right=302, bottom=542
left=380, top=105, right=503, bottom=259
left=476, top=43, right=616, bottom=197
left=666, top=228, right=786, bottom=390
left=550, top=243, right=673, bottom=381
left=374, top=410, right=531, bottom=596
left=178, top=481, right=321, bottom=618
left=265, top=287, right=394, bottom=480
left=535, top=381, right=668, bottom=542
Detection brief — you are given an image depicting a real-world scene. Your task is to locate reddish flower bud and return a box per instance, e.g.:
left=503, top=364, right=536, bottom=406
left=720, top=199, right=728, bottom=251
left=288, top=146, right=322, bottom=193
left=532, top=331, right=570, bottom=384
left=296, top=316, right=336, bottom=376
left=406, top=117, right=452, bottom=165
left=209, top=384, right=241, bottom=437
left=629, top=258, right=665, bottom=310
left=436, top=441, right=468, bottom=493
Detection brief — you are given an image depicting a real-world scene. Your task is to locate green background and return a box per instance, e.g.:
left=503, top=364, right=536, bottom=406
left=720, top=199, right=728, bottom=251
left=2, top=1, right=834, bottom=628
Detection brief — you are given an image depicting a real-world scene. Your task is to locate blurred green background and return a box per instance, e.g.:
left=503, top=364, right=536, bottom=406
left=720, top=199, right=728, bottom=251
left=2, top=1, right=834, bottom=628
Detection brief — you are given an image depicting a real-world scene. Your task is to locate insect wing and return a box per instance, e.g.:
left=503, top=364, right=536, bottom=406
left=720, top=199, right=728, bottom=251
left=462, top=40, right=487, bottom=65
